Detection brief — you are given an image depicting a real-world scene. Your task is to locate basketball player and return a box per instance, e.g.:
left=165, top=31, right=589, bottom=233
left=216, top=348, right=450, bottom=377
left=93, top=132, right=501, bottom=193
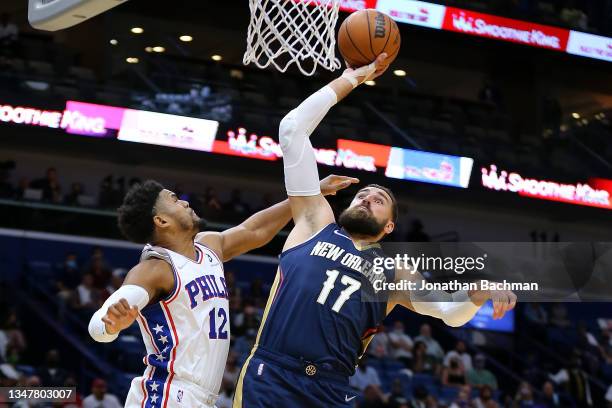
left=87, top=176, right=358, bottom=408
left=233, top=55, right=517, bottom=407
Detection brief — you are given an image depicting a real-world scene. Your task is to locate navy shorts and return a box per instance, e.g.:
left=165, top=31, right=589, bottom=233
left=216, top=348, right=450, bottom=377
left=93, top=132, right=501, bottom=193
left=233, top=348, right=357, bottom=408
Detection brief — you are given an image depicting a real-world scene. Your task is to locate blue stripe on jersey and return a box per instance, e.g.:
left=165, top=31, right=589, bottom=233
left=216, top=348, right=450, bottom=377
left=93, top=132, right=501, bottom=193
left=141, top=302, right=175, bottom=408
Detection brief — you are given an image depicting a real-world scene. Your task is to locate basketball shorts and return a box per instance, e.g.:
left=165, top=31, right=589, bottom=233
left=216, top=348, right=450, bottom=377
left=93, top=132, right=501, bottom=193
left=125, top=371, right=218, bottom=408
left=233, top=348, right=356, bottom=408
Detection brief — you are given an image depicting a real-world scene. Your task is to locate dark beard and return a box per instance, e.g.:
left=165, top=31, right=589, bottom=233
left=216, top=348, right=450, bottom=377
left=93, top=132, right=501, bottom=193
left=197, top=217, right=209, bottom=232
left=338, top=206, right=386, bottom=237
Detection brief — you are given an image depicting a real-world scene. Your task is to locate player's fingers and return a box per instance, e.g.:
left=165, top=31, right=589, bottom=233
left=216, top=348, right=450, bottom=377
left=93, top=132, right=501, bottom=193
left=128, top=306, right=139, bottom=318
left=375, top=53, right=388, bottom=66
left=108, top=305, right=124, bottom=318
left=102, top=316, right=115, bottom=326
left=114, top=302, right=128, bottom=315
left=119, top=298, right=130, bottom=311
left=508, top=292, right=517, bottom=310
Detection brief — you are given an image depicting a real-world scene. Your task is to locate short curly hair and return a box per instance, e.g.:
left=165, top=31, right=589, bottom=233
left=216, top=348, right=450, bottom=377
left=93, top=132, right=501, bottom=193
left=117, top=180, right=164, bottom=243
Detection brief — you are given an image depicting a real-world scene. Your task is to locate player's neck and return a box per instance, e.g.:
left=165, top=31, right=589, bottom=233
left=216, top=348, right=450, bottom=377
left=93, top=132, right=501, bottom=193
left=344, top=230, right=380, bottom=249
left=156, top=235, right=198, bottom=262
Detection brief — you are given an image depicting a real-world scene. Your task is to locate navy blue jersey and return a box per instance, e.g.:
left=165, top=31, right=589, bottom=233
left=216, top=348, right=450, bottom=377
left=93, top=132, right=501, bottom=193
left=256, top=223, right=394, bottom=376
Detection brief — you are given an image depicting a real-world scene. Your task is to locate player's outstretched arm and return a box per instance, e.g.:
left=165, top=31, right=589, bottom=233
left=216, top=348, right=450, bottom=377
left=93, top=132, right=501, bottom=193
left=386, top=266, right=516, bottom=327
left=88, top=259, right=173, bottom=342
left=279, top=54, right=387, bottom=251
left=196, top=175, right=358, bottom=262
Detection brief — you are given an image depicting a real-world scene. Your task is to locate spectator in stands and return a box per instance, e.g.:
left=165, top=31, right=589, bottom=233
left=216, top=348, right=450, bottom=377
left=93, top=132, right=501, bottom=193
left=405, top=219, right=430, bottom=242
left=549, top=304, right=571, bottom=328
left=368, top=324, right=391, bottom=359
left=538, top=381, right=567, bottom=407
left=225, top=188, right=251, bottom=215
left=358, top=384, right=386, bottom=408
left=442, top=356, right=467, bottom=388
left=415, top=324, right=445, bottom=363
left=467, top=354, right=498, bottom=390
left=223, top=351, right=240, bottom=389
left=204, top=187, right=222, bottom=211
left=30, top=167, right=62, bottom=203
left=63, top=374, right=83, bottom=408
left=445, top=340, right=473, bottom=371
left=387, top=378, right=409, bottom=408
left=449, top=385, right=472, bottom=408
left=0, top=13, right=18, bottom=58
left=513, top=381, right=536, bottom=407
left=472, top=385, right=497, bottom=408
left=350, top=356, right=381, bottom=392
left=55, top=252, right=80, bottom=299
left=549, top=352, right=593, bottom=407
left=74, top=273, right=98, bottom=311
left=3, top=310, right=26, bottom=358
left=98, top=175, right=117, bottom=208
left=106, top=268, right=126, bottom=295
left=388, top=321, right=414, bottom=369
left=561, top=0, right=588, bottom=30
left=82, top=378, right=122, bottom=408
left=521, top=353, right=548, bottom=388
left=249, top=277, right=265, bottom=299
left=409, top=385, right=429, bottom=408
left=478, top=80, right=503, bottom=108
left=15, top=177, right=29, bottom=200
left=412, top=341, right=439, bottom=375
left=232, top=303, right=261, bottom=338
left=63, top=182, right=84, bottom=206
left=38, top=349, right=67, bottom=387
left=524, top=303, right=548, bottom=325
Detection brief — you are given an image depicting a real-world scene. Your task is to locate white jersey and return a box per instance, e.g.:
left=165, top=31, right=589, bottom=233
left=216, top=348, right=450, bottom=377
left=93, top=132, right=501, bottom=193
left=125, top=242, right=229, bottom=408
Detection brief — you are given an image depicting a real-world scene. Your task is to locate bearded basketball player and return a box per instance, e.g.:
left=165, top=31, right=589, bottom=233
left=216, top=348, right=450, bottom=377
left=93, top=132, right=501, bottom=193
left=87, top=176, right=357, bottom=408
left=233, top=55, right=517, bottom=407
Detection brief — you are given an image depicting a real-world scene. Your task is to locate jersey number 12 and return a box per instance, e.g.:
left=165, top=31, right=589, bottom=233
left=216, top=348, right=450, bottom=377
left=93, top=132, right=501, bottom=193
left=317, top=269, right=361, bottom=312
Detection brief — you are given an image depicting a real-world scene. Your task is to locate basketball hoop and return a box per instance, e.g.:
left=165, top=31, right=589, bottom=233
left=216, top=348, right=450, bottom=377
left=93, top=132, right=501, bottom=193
left=244, top=0, right=342, bottom=76
left=28, top=0, right=128, bottom=31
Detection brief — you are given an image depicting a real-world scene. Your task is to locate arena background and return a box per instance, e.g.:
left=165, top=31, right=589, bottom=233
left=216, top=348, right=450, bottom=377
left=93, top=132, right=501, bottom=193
left=0, top=0, right=611, bottom=407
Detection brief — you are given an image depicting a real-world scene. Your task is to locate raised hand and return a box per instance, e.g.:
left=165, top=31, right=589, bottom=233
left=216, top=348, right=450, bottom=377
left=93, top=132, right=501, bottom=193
left=320, top=175, right=360, bottom=196
left=101, top=298, right=139, bottom=335
left=342, top=53, right=388, bottom=86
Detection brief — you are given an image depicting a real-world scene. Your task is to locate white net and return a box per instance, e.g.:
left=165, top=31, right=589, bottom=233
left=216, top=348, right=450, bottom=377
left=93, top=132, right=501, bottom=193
left=244, top=0, right=342, bottom=76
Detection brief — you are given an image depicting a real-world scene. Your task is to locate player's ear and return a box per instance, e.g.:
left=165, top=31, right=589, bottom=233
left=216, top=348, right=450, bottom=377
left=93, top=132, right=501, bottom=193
left=384, top=220, right=395, bottom=235
left=153, top=214, right=170, bottom=229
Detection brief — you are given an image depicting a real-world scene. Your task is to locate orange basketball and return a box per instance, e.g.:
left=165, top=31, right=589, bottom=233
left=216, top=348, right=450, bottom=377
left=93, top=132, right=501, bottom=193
left=337, top=9, right=401, bottom=69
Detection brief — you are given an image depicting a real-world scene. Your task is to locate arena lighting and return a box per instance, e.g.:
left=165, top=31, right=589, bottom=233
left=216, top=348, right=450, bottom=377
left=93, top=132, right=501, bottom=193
left=582, top=119, right=589, bottom=125
left=152, top=46, right=165, bottom=53
left=364, top=80, right=376, bottom=86
left=130, top=27, right=144, bottom=34
left=126, top=57, right=139, bottom=64
left=109, top=39, right=118, bottom=46
left=144, top=47, right=153, bottom=53
left=572, top=112, right=580, bottom=119
left=179, top=35, right=193, bottom=42
left=393, top=69, right=407, bottom=77
left=211, top=55, right=223, bottom=61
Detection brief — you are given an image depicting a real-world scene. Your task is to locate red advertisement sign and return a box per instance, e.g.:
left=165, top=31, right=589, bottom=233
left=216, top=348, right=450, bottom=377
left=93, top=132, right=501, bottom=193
left=443, top=7, right=570, bottom=51
left=481, top=165, right=612, bottom=210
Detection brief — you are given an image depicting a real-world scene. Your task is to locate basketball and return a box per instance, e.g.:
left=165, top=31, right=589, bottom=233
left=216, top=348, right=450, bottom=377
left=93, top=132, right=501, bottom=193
left=337, top=9, right=401, bottom=69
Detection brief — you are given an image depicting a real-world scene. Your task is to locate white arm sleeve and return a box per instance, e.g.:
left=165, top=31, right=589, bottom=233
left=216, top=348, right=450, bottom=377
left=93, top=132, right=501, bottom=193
left=410, top=289, right=481, bottom=328
left=88, top=284, right=150, bottom=343
left=279, top=86, right=338, bottom=196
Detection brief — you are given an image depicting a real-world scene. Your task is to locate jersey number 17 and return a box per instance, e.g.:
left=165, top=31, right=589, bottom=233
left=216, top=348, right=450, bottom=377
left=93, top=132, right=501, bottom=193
left=316, top=270, right=361, bottom=313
